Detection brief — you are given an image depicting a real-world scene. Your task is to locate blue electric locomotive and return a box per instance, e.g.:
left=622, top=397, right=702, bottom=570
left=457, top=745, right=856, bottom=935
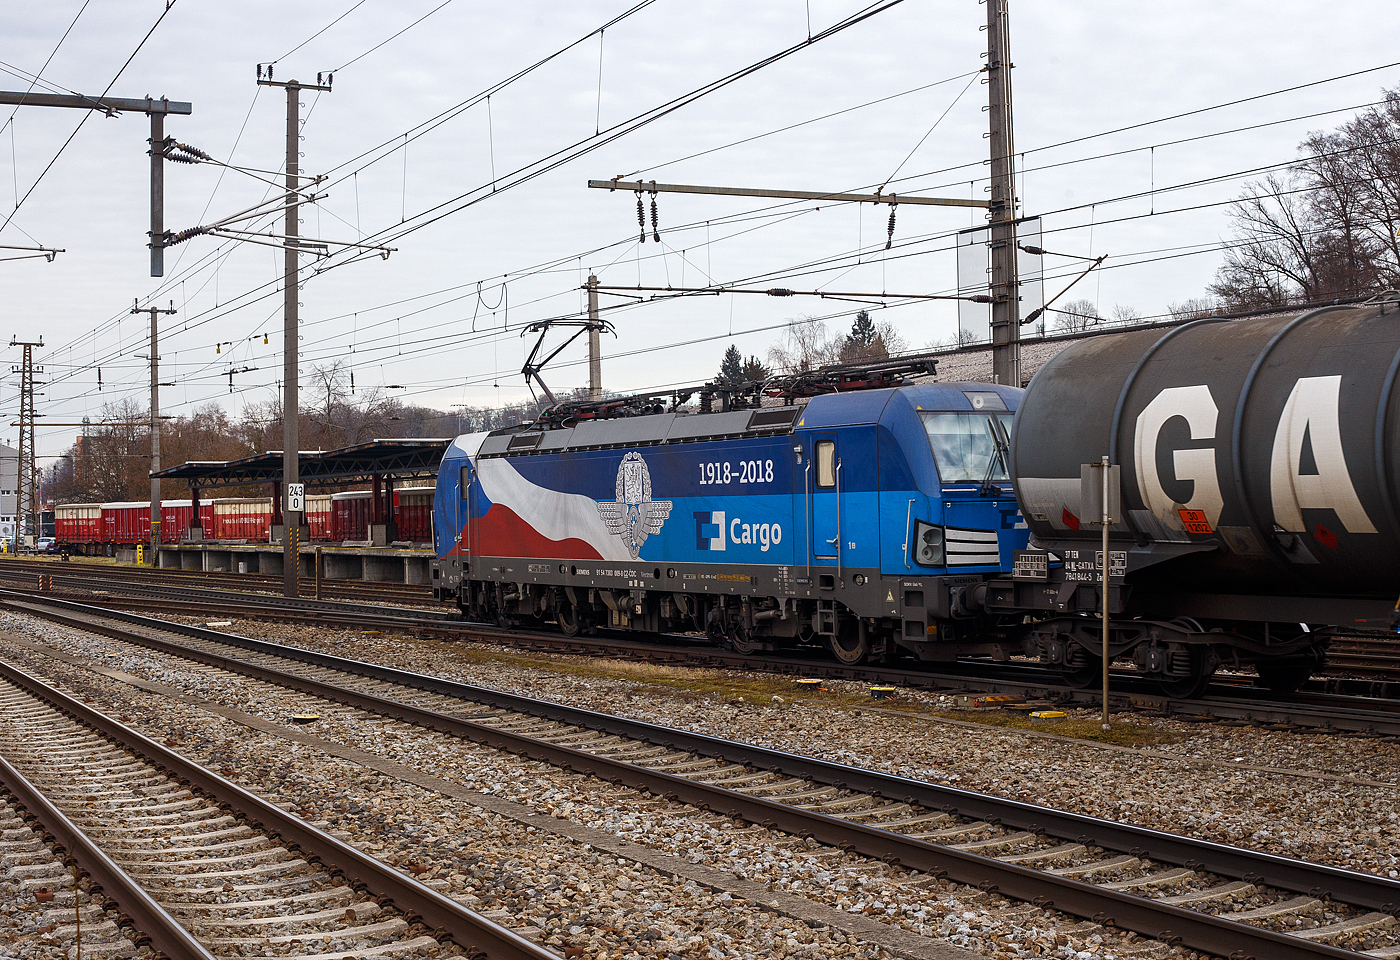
left=431, top=380, right=1030, bottom=664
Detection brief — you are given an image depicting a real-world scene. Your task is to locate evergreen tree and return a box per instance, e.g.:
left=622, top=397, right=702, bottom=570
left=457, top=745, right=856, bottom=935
left=840, top=310, right=888, bottom=363
left=741, top=355, right=769, bottom=382
left=848, top=310, right=877, bottom=348
left=716, top=344, right=745, bottom=384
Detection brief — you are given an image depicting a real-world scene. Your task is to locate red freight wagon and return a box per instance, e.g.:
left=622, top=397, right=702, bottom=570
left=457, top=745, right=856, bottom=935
left=393, top=486, right=434, bottom=542
left=161, top=500, right=216, bottom=544
left=211, top=498, right=272, bottom=541
left=102, top=501, right=151, bottom=545
left=331, top=490, right=372, bottom=541
left=306, top=493, right=333, bottom=541
left=54, top=503, right=102, bottom=548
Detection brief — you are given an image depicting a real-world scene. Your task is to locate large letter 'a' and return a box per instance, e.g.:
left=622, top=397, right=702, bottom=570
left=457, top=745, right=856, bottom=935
left=1269, top=375, right=1376, bottom=534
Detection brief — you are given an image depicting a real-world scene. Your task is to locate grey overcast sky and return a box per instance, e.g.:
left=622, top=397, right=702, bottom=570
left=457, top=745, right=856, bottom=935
left=6, top=0, right=1400, bottom=462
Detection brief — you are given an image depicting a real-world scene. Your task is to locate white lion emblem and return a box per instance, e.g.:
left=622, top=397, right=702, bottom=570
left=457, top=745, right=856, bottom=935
left=597, top=451, right=672, bottom=559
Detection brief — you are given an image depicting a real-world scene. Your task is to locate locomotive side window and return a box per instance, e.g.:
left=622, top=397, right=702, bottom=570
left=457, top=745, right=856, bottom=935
left=921, top=412, right=1013, bottom=483
left=815, top=441, right=836, bottom=488
left=460, top=464, right=471, bottom=498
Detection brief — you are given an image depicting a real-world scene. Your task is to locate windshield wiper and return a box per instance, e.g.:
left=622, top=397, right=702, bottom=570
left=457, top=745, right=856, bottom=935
left=980, top=417, right=1011, bottom=497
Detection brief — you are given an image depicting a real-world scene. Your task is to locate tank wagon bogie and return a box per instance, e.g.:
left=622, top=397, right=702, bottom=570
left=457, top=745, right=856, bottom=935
left=432, top=384, right=1030, bottom=666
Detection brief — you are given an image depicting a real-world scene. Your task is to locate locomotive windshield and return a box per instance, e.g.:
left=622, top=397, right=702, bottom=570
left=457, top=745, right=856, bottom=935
left=920, top=412, right=1014, bottom=483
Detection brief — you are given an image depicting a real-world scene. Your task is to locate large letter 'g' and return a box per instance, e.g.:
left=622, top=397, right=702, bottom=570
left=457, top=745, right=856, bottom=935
left=1134, top=384, right=1225, bottom=530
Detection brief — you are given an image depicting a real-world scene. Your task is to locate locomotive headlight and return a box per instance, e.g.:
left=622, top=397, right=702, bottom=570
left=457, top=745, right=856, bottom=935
left=912, top=521, right=944, bottom=567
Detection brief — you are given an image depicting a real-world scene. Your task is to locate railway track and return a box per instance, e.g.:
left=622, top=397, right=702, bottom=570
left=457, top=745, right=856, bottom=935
left=0, top=555, right=440, bottom=606
left=10, top=576, right=1400, bottom=738
left=0, top=654, right=561, bottom=960
left=6, top=593, right=1400, bottom=959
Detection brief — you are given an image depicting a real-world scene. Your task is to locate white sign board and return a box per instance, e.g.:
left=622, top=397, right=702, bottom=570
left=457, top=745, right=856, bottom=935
left=286, top=483, right=306, bottom=513
left=956, top=216, right=1045, bottom=342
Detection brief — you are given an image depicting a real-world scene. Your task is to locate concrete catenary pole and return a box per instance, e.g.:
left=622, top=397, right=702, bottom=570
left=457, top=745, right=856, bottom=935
left=256, top=70, right=331, bottom=596
left=132, top=300, right=177, bottom=563
left=282, top=80, right=302, bottom=597
left=150, top=108, right=165, bottom=277
left=587, top=274, right=602, bottom=400
left=986, top=0, right=1021, bottom=388
left=10, top=338, right=41, bottom=548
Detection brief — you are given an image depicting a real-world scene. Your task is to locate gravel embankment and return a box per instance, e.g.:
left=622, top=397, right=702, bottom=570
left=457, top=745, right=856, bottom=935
left=148, top=616, right=1400, bottom=880
left=0, top=614, right=1195, bottom=960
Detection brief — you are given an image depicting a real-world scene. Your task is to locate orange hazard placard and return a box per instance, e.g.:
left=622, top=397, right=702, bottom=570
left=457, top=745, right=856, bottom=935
left=1178, top=509, right=1213, bottom=535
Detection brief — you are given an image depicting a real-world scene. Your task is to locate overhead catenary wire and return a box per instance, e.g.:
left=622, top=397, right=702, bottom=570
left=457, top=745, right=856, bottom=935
left=45, top=61, right=1394, bottom=384
left=267, top=0, right=372, bottom=66
left=34, top=41, right=1400, bottom=429
left=0, top=0, right=180, bottom=237
left=332, top=0, right=456, bottom=73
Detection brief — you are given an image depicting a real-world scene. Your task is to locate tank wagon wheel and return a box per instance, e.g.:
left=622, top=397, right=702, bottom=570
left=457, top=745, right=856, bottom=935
left=1060, top=652, right=1102, bottom=689
left=1157, top=647, right=1216, bottom=699
left=828, top=621, right=870, bottom=666
left=1254, top=660, right=1313, bottom=695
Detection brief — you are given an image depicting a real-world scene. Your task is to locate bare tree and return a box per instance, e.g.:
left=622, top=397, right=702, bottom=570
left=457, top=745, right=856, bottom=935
left=1209, top=173, right=1322, bottom=310
left=1209, top=88, right=1400, bottom=311
left=1110, top=304, right=1143, bottom=325
left=767, top=318, right=841, bottom=373
left=1050, top=298, right=1102, bottom=333
left=1167, top=297, right=1219, bottom=321
left=928, top=327, right=980, bottom=349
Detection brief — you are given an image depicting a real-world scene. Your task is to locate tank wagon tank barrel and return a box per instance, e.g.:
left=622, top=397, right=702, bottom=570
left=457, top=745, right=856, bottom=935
left=979, top=292, right=1400, bottom=693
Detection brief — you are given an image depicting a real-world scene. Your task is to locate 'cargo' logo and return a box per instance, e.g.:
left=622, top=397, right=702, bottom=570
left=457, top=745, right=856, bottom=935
left=730, top=517, right=782, bottom=552
left=694, top=511, right=725, bottom=551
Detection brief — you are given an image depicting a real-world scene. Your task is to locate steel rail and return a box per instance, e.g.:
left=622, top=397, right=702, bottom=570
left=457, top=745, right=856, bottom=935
left=0, top=559, right=437, bottom=605
left=0, top=752, right=216, bottom=960
left=0, top=655, right=558, bottom=960
left=5, top=594, right=1394, bottom=959
left=23, top=570, right=1400, bottom=735
left=14, top=582, right=1400, bottom=736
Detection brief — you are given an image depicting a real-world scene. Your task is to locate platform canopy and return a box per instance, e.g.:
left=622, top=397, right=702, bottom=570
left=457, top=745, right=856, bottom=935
left=152, top=439, right=452, bottom=490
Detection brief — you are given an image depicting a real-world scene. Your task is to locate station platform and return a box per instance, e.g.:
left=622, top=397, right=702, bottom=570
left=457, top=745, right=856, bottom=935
left=141, top=542, right=434, bottom=584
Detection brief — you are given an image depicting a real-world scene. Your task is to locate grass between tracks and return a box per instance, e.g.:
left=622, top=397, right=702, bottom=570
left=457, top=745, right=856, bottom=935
left=921, top=709, right=1185, bottom=747
left=445, top=645, right=1184, bottom=747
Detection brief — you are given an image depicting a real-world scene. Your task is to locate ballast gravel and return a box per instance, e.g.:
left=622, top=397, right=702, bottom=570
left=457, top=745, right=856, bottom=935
left=196, top=618, right=1400, bottom=879
left=134, top=615, right=1400, bottom=881
left=10, top=607, right=1386, bottom=959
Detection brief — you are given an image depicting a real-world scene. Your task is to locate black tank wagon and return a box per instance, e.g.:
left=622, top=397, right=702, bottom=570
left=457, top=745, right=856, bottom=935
left=969, top=293, right=1400, bottom=694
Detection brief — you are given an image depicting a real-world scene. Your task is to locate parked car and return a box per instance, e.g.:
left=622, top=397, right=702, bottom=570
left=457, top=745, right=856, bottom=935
left=36, top=537, right=58, bottom=554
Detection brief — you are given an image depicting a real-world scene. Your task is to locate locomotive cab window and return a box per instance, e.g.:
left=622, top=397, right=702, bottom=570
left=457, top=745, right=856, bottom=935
left=815, top=441, right=836, bottom=488
left=459, top=464, right=472, bottom=498
left=921, top=412, right=1013, bottom=483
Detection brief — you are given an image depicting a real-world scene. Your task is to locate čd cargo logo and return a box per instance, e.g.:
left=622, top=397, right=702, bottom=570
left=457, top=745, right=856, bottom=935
left=597, top=451, right=673, bottom=559
left=693, top=511, right=783, bottom=552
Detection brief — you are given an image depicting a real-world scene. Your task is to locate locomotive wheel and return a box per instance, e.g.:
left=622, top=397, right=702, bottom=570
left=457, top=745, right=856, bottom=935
left=1254, top=661, right=1312, bottom=695
left=557, top=601, right=581, bottom=637
left=1157, top=648, right=1215, bottom=698
left=828, top=623, right=870, bottom=665
left=728, top=624, right=760, bottom=656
